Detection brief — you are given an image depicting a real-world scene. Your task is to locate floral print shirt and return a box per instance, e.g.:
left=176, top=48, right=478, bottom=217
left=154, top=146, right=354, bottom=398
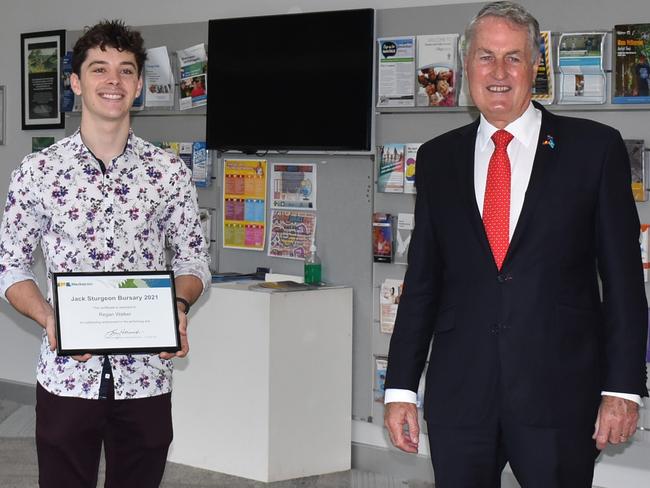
left=0, top=129, right=211, bottom=399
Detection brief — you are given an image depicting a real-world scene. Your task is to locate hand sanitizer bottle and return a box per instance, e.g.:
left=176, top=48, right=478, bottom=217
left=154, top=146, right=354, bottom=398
left=304, top=244, right=322, bottom=285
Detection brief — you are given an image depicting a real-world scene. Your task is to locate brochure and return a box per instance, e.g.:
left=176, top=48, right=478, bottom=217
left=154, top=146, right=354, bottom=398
left=416, top=34, right=459, bottom=107
left=177, top=44, right=208, bottom=110
left=61, top=51, right=76, bottom=112
left=377, top=144, right=405, bottom=193
left=192, top=141, right=211, bottom=187
left=376, top=36, right=416, bottom=107
left=374, top=357, right=388, bottom=402
left=395, top=213, right=414, bottom=265
left=457, top=35, right=474, bottom=107
left=144, top=46, right=174, bottom=108
left=404, top=143, right=421, bottom=194
left=380, top=278, right=403, bottom=334
left=373, top=212, right=393, bottom=263
left=532, top=31, right=554, bottom=104
left=624, top=139, right=646, bottom=202
left=613, top=24, right=650, bottom=104
left=557, top=32, right=607, bottom=104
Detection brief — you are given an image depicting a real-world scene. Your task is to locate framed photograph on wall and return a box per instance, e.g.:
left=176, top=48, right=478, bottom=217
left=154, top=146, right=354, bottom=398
left=20, top=30, right=65, bottom=130
left=0, top=85, right=5, bottom=145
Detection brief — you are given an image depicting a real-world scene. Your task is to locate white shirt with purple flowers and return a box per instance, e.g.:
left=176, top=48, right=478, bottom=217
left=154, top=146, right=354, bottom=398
left=0, top=129, right=211, bottom=400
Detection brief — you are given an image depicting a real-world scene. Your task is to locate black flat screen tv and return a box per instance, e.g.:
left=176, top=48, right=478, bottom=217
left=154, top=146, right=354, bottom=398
left=206, top=9, right=375, bottom=153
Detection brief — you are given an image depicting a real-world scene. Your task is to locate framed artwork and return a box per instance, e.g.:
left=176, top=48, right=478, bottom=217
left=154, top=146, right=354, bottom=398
left=20, top=30, right=65, bottom=130
left=0, top=85, right=5, bottom=144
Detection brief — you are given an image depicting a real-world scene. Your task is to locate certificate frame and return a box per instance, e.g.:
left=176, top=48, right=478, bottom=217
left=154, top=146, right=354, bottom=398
left=21, top=29, right=65, bottom=130
left=52, top=271, right=180, bottom=356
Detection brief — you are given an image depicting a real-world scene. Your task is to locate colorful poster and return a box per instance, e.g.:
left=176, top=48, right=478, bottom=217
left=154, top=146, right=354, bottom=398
left=268, top=210, right=316, bottom=260
left=376, top=36, right=416, bottom=107
left=271, top=163, right=317, bottom=210
left=223, top=159, right=267, bottom=251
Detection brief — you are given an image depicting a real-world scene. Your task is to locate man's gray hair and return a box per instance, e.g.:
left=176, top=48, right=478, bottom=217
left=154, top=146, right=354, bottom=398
left=464, top=1, right=541, bottom=63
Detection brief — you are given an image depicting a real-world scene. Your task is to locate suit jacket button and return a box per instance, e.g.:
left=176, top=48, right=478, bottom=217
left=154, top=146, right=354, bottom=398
left=497, top=273, right=512, bottom=283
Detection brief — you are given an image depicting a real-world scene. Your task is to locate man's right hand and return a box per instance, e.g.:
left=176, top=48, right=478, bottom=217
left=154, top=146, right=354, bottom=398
left=384, top=401, right=420, bottom=453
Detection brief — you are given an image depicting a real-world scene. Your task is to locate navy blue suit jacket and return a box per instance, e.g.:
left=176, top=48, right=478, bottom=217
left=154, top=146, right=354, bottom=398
left=385, top=103, right=649, bottom=429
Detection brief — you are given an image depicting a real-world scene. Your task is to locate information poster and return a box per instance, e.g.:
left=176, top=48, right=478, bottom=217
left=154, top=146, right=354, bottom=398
left=223, top=159, right=267, bottom=251
left=271, top=163, right=317, bottom=210
left=268, top=210, right=316, bottom=259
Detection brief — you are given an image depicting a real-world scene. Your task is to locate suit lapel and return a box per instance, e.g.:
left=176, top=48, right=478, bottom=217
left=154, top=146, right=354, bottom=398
left=454, top=119, right=495, bottom=264
left=503, top=104, right=560, bottom=267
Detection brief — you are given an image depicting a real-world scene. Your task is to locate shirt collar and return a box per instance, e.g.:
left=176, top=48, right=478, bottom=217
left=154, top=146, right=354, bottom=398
left=72, top=128, right=135, bottom=162
left=477, top=102, right=541, bottom=151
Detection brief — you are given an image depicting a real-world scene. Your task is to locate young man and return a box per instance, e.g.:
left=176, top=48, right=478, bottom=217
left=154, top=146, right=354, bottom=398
left=384, top=2, right=647, bottom=487
left=0, top=20, right=210, bottom=487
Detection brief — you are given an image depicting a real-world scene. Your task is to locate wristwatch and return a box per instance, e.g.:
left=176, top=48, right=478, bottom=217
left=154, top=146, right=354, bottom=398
left=175, top=297, right=191, bottom=314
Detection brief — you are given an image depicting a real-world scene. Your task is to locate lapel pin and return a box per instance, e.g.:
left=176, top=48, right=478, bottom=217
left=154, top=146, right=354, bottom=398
left=542, top=135, right=555, bottom=149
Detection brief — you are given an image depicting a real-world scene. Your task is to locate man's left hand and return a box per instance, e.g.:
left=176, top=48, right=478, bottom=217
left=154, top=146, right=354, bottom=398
left=592, top=395, right=639, bottom=450
left=159, top=308, right=189, bottom=359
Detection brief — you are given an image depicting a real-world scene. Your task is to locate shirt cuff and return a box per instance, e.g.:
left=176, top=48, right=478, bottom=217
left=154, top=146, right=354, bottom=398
left=173, top=265, right=211, bottom=295
left=384, top=388, right=417, bottom=405
left=601, top=391, right=643, bottom=407
left=0, top=270, right=38, bottom=301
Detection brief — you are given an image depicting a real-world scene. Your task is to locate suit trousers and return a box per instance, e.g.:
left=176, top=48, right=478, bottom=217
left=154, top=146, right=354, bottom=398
left=35, top=382, right=173, bottom=488
left=426, top=408, right=600, bottom=488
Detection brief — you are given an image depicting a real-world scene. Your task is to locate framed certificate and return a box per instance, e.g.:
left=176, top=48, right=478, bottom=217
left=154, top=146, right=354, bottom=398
left=52, top=271, right=180, bottom=356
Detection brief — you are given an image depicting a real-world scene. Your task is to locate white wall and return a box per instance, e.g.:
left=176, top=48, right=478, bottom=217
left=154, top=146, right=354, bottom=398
left=0, top=0, right=470, bottom=382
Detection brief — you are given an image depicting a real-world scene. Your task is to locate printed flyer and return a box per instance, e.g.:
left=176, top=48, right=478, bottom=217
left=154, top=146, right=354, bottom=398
left=223, top=159, right=267, bottom=251
left=271, top=163, right=317, bottom=210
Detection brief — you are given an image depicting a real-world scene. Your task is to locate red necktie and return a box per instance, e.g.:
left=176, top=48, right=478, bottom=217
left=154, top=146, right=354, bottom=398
left=483, top=129, right=514, bottom=270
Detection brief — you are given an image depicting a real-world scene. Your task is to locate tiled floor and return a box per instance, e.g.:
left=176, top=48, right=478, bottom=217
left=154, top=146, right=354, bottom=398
left=0, top=398, right=430, bottom=487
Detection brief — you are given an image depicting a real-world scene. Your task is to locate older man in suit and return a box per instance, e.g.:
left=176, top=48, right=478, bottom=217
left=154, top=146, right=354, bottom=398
left=383, top=2, right=648, bottom=487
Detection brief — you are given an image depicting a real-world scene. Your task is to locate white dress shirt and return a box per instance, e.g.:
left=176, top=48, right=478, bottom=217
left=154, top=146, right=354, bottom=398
left=385, top=103, right=641, bottom=406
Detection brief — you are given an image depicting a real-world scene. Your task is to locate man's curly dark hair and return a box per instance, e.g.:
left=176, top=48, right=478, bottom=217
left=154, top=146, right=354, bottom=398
left=72, top=20, right=146, bottom=77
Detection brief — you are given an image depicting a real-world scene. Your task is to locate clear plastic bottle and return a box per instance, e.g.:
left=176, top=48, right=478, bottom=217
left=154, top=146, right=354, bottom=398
left=304, top=244, right=322, bottom=285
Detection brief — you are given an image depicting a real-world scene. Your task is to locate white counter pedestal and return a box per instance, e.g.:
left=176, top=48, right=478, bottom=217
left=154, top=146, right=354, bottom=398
left=168, top=283, right=353, bottom=482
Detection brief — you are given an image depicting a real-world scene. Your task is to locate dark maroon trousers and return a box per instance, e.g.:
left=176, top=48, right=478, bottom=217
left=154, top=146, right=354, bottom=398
left=35, top=382, right=172, bottom=488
